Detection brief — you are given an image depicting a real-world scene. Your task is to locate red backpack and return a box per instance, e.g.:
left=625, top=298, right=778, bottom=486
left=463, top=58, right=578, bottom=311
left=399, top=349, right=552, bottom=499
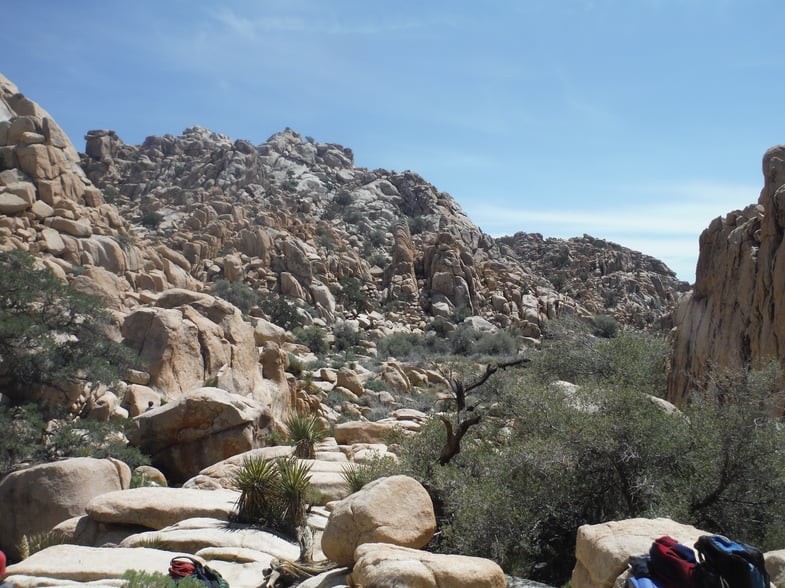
left=648, top=536, right=699, bottom=588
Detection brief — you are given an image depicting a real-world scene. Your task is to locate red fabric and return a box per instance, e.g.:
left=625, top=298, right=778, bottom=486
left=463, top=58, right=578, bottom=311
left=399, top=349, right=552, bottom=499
left=0, top=549, right=6, bottom=576
left=169, top=557, right=196, bottom=578
left=649, top=535, right=698, bottom=588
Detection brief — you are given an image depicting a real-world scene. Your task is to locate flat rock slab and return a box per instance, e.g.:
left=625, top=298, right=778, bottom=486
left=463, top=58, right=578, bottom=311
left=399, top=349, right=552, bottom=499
left=86, top=487, right=240, bottom=529
left=4, top=543, right=272, bottom=588
left=121, top=516, right=300, bottom=562
left=4, top=545, right=177, bottom=582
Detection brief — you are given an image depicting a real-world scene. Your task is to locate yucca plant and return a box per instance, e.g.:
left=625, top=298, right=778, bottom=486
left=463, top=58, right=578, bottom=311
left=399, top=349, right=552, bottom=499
left=276, top=456, right=313, bottom=534
left=275, top=456, right=314, bottom=562
left=285, top=412, right=326, bottom=459
left=232, top=456, right=279, bottom=525
left=18, top=530, right=69, bottom=559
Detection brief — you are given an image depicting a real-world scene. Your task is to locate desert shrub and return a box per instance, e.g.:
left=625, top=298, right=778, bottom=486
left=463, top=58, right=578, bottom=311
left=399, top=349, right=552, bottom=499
left=680, top=361, right=785, bottom=549
left=472, top=329, right=520, bottom=358
left=591, top=314, right=619, bottom=338
left=139, top=209, right=164, bottom=228
left=259, top=293, right=304, bottom=330
left=333, top=320, right=360, bottom=352
left=233, top=455, right=314, bottom=541
left=18, top=530, right=69, bottom=559
left=343, top=209, right=363, bottom=225
left=338, top=276, right=372, bottom=314
left=376, top=332, right=423, bottom=360
left=46, top=417, right=151, bottom=470
left=293, top=326, right=329, bottom=355
left=341, top=455, right=401, bottom=494
left=407, top=215, right=429, bottom=235
left=0, top=249, right=137, bottom=403
left=0, top=404, right=150, bottom=476
left=533, top=317, right=669, bottom=396
left=121, top=570, right=204, bottom=588
left=212, top=279, right=258, bottom=314
left=334, top=190, right=352, bottom=206
left=393, top=348, right=785, bottom=585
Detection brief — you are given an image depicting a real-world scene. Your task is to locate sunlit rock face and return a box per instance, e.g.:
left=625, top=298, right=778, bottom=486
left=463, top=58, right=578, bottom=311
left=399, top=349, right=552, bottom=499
left=667, top=146, right=785, bottom=407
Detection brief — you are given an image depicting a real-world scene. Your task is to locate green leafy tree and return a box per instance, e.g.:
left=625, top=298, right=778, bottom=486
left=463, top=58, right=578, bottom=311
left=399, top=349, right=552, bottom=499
left=0, top=250, right=136, bottom=404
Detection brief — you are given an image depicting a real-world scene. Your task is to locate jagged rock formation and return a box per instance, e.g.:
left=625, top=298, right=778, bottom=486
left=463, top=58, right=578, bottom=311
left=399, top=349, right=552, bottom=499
left=500, top=232, right=690, bottom=330
left=667, top=146, right=785, bottom=405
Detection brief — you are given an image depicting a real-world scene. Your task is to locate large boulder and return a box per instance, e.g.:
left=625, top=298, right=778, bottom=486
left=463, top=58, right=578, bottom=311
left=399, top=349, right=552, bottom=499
left=129, top=387, right=273, bottom=484
left=0, top=457, right=129, bottom=561
left=349, top=543, right=506, bottom=588
left=85, top=487, right=240, bottom=529
left=321, top=475, right=436, bottom=566
left=571, top=518, right=709, bottom=588
left=121, top=290, right=269, bottom=408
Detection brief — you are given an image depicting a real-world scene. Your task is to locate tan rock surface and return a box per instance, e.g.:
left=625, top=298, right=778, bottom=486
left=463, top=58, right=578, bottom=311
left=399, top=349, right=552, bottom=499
left=350, top=543, right=506, bottom=588
left=321, top=475, right=436, bottom=566
left=130, top=387, right=272, bottom=483
left=570, top=517, right=708, bottom=588
left=0, top=457, right=129, bottom=560
left=86, top=487, right=240, bottom=529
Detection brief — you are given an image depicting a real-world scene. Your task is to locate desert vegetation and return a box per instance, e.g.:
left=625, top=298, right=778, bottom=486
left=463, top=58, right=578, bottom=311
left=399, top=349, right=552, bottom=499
left=350, top=318, right=785, bottom=585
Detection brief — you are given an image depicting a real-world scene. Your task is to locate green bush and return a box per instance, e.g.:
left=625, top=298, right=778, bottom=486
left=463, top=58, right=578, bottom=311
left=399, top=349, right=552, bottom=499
left=140, top=209, right=164, bottom=228
left=293, top=326, right=329, bottom=355
left=0, top=403, right=151, bottom=476
left=333, top=321, right=360, bottom=352
left=121, top=570, right=204, bottom=588
left=341, top=455, right=400, bottom=494
left=592, top=314, right=619, bottom=338
left=212, top=279, right=258, bottom=314
left=382, top=320, right=785, bottom=586
left=259, top=293, right=305, bottom=330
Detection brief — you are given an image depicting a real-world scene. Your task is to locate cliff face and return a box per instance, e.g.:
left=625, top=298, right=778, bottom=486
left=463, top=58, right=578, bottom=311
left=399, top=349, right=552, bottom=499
left=667, top=146, right=785, bottom=405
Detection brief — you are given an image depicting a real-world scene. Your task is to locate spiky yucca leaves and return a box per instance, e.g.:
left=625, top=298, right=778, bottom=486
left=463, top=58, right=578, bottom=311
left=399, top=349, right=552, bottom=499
left=285, top=412, right=326, bottom=459
left=18, top=530, right=69, bottom=559
left=231, top=456, right=314, bottom=543
left=276, top=456, right=315, bottom=562
left=232, top=456, right=279, bottom=526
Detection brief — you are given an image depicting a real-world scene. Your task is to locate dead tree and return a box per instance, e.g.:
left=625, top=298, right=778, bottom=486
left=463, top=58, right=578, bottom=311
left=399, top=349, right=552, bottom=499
left=437, top=357, right=529, bottom=466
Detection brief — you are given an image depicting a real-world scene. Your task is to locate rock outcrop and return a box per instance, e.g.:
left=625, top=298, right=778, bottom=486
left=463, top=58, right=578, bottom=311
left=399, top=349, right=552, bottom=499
left=667, top=146, right=785, bottom=405
left=129, top=387, right=273, bottom=484
left=571, top=518, right=709, bottom=588
left=0, top=457, right=130, bottom=561
left=321, top=475, right=436, bottom=566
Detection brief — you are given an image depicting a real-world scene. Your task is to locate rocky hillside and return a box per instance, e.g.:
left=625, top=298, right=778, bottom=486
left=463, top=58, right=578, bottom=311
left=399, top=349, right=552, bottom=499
left=0, top=69, right=687, bottom=416
left=78, top=123, right=687, bottom=334
left=667, top=146, right=785, bottom=405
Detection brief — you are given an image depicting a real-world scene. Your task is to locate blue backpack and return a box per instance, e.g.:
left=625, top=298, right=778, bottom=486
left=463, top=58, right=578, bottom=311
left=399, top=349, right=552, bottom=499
left=694, top=535, right=769, bottom=588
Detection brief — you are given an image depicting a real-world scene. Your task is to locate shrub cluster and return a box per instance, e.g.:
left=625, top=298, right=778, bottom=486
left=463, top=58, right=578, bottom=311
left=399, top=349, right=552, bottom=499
left=359, top=320, right=785, bottom=585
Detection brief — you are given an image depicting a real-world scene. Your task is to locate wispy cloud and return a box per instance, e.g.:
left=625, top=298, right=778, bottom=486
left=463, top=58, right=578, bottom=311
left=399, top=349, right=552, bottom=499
left=206, top=6, right=428, bottom=38
left=464, top=179, right=760, bottom=282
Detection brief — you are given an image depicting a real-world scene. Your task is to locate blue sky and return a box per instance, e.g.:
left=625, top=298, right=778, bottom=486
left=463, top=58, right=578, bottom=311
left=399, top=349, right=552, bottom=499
left=4, top=1, right=784, bottom=282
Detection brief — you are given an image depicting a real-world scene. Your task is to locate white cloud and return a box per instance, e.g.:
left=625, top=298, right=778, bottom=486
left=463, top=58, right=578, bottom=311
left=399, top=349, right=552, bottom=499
left=464, top=179, right=760, bottom=282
